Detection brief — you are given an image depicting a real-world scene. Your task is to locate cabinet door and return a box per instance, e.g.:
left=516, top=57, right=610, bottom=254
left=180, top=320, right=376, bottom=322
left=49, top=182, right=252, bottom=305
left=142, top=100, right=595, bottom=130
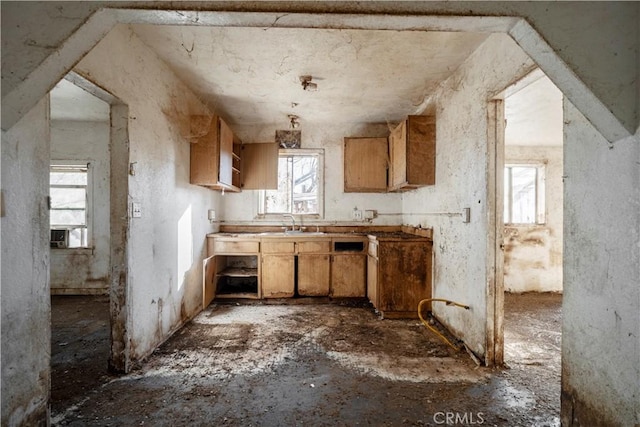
left=406, top=115, right=436, bottom=186
left=379, top=242, right=430, bottom=313
left=190, top=116, right=220, bottom=185
left=261, top=255, right=295, bottom=298
left=388, top=120, right=407, bottom=190
left=218, top=118, right=234, bottom=186
left=367, top=255, right=378, bottom=307
left=330, top=254, right=366, bottom=297
left=298, top=254, right=330, bottom=296
left=344, top=137, right=388, bottom=192
left=242, top=143, right=279, bottom=190
left=203, top=255, right=217, bottom=309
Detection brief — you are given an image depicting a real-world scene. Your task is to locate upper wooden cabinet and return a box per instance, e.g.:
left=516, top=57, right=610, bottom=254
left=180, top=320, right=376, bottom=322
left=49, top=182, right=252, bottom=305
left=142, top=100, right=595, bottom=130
left=388, top=115, right=436, bottom=191
left=190, top=115, right=278, bottom=191
left=190, top=115, right=241, bottom=191
left=343, top=137, right=388, bottom=192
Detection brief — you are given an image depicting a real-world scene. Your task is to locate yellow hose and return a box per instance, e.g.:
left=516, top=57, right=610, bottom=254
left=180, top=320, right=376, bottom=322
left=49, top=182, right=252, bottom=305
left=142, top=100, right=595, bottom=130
left=418, top=298, right=470, bottom=351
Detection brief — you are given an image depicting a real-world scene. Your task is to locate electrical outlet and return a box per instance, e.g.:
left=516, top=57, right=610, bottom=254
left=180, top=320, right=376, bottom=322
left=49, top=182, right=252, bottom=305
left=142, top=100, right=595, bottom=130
left=352, top=209, right=364, bottom=221
left=132, top=202, right=142, bottom=218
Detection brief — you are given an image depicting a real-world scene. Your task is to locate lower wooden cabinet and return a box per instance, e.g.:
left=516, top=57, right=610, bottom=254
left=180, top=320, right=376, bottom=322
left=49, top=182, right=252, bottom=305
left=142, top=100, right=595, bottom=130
left=330, top=254, right=366, bottom=297
left=205, top=233, right=431, bottom=314
left=367, top=235, right=432, bottom=318
left=261, top=255, right=295, bottom=298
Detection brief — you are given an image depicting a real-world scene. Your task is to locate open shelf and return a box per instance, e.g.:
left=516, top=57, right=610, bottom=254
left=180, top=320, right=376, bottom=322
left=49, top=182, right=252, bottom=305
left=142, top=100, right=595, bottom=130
left=214, top=255, right=259, bottom=298
left=218, top=267, right=258, bottom=277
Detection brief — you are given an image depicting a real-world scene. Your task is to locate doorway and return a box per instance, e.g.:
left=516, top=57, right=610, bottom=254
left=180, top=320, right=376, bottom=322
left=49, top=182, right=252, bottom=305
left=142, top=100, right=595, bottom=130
left=48, top=73, right=131, bottom=414
left=489, top=69, right=564, bottom=402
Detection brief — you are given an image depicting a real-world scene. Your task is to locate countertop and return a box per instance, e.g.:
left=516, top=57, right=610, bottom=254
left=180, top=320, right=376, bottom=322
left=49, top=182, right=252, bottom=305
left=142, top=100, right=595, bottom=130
left=208, top=231, right=430, bottom=240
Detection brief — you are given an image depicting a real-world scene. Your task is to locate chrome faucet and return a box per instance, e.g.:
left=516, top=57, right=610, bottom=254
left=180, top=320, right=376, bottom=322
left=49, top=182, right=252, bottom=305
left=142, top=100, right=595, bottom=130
left=283, top=214, right=296, bottom=232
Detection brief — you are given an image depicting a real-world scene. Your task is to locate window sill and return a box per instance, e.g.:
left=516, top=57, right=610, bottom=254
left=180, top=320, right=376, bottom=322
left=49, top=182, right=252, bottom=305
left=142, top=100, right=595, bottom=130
left=50, top=247, right=94, bottom=254
left=256, top=214, right=322, bottom=220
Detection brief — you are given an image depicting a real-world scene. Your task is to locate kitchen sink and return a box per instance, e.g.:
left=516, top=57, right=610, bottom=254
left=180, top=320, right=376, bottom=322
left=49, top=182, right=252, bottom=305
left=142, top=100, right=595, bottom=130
left=258, top=231, right=325, bottom=236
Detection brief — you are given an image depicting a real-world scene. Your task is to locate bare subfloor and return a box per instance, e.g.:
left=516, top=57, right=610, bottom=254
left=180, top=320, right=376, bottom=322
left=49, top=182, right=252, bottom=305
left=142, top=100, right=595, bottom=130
left=51, top=293, right=561, bottom=426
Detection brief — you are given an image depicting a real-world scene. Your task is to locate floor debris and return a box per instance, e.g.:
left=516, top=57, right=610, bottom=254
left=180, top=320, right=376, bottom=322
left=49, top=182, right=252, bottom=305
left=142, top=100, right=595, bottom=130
left=51, top=293, right=561, bottom=426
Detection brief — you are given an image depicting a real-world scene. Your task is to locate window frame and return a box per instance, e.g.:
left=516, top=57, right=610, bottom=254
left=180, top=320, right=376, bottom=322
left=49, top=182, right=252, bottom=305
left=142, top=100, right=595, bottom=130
left=49, top=160, right=93, bottom=248
left=258, top=149, right=324, bottom=219
left=503, top=162, right=546, bottom=225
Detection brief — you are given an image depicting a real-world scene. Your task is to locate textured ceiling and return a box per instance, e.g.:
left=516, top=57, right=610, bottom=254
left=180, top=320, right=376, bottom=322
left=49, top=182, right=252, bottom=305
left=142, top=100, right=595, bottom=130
left=131, top=25, right=489, bottom=128
left=505, top=72, right=563, bottom=147
left=51, top=25, right=560, bottom=148
left=50, top=78, right=109, bottom=121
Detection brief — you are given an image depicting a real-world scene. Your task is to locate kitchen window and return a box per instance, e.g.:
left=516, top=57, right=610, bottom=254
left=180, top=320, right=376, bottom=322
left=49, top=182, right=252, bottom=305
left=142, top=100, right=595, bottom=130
left=259, top=149, right=324, bottom=217
left=50, top=162, right=91, bottom=247
left=504, top=164, right=545, bottom=225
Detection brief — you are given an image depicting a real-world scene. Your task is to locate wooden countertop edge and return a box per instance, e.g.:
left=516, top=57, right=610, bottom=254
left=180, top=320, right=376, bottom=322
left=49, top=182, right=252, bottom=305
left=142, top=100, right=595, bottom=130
left=209, top=225, right=433, bottom=240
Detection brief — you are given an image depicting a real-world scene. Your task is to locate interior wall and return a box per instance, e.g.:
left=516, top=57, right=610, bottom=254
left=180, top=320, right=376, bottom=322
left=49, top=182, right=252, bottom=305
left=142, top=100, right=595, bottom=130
left=503, top=145, right=563, bottom=293
left=224, top=123, right=403, bottom=225
left=402, top=34, right=535, bottom=358
left=73, top=25, right=221, bottom=361
left=50, top=119, right=111, bottom=294
left=561, top=101, right=639, bottom=426
left=1, top=98, right=51, bottom=426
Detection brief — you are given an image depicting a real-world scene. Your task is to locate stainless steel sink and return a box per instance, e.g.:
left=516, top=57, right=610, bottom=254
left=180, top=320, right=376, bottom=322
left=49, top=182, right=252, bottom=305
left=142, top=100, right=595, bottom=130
left=258, top=231, right=325, bottom=236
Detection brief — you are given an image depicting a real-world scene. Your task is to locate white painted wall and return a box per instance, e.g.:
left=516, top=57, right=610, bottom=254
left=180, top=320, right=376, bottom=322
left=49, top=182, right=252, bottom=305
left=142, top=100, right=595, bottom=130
left=225, top=123, right=403, bottom=225
left=1, top=98, right=50, bottom=426
left=503, top=146, right=563, bottom=293
left=402, top=34, right=535, bottom=357
left=562, top=102, right=639, bottom=426
left=50, top=119, right=111, bottom=294
left=74, top=25, right=222, bottom=361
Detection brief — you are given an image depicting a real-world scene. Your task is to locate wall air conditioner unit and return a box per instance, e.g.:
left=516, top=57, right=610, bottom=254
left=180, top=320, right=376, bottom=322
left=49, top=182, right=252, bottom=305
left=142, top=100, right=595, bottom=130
left=50, top=229, right=69, bottom=248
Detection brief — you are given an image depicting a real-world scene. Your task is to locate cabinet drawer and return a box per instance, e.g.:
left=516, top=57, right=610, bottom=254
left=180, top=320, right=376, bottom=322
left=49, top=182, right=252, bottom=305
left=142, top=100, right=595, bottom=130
left=297, top=240, right=331, bottom=253
left=262, top=241, right=295, bottom=254
left=212, top=240, right=259, bottom=254
left=368, top=242, right=378, bottom=257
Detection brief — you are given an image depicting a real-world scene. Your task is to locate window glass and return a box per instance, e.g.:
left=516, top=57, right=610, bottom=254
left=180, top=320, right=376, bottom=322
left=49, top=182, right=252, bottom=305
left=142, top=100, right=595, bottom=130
left=261, top=151, right=323, bottom=216
left=50, top=164, right=90, bottom=247
left=504, top=165, right=544, bottom=225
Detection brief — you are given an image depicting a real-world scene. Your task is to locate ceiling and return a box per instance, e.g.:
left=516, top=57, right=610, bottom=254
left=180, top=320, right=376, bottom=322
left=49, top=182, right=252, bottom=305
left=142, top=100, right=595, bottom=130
left=50, top=79, right=109, bottom=121
left=50, top=25, right=562, bottom=147
left=504, top=71, right=563, bottom=147
left=131, top=25, right=489, bottom=129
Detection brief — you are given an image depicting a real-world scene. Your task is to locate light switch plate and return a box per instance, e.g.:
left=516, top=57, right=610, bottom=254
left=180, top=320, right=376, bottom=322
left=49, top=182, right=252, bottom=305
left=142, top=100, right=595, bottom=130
left=132, top=202, right=142, bottom=218
left=462, top=207, right=470, bottom=223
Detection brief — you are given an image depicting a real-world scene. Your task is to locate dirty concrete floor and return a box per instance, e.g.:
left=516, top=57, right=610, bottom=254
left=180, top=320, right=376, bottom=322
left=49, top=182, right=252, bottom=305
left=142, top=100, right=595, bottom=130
left=51, top=293, right=561, bottom=426
left=51, top=295, right=111, bottom=413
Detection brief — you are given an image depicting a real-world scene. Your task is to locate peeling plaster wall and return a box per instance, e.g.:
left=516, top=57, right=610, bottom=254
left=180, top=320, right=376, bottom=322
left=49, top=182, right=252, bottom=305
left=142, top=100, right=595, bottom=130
left=561, top=102, right=640, bottom=426
left=1, top=98, right=50, bottom=426
left=225, top=123, right=402, bottom=225
left=504, top=145, right=563, bottom=293
left=50, top=120, right=111, bottom=294
left=74, top=25, right=221, bottom=361
left=402, top=34, right=535, bottom=357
